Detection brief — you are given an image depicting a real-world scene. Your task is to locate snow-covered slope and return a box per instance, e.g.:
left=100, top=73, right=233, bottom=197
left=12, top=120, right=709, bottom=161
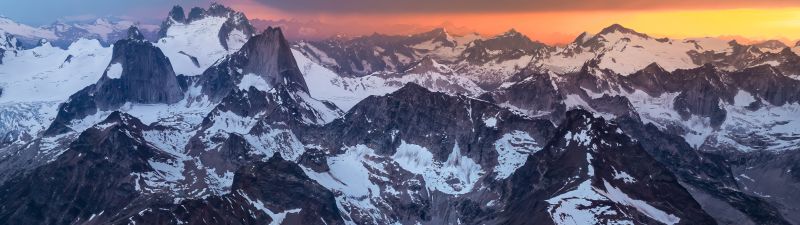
left=0, top=39, right=111, bottom=103
left=155, top=4, right=254, bottom=76
left=0, top=16, right=58, bottom=41
left=156, top=16, right=235, bottom=76
left=540, top=24, right=701, bottom=75
left=47, top=18, right=160, bottom=46
left=1, top=16, right=159, bottom=48
left=295, top=49, right=484, bottom=110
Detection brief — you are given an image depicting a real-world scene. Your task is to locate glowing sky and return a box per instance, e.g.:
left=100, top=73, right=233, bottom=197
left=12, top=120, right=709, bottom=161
left=235, top=0, right=800, bottom=44
left=3, top=0, right=800, bottom=44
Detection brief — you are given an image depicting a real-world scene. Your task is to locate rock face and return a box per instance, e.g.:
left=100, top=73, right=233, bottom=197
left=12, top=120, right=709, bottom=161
left=501, top=110, right=717, bottom=225
left=44, top=27, right=184, bottom=135
left=0, top=112, right=162, bottom=225
left=94, top=27, right=184, bottom=109
left=616, top=116, right=793, bottom=225
left=1, top=111, right=344, bottom=225
left=460, top=29, right=550, bottom=65
left=127, top=155, right=345, bottom=225
left=0, top=32, right=21, bottom=64
left=198, top=27, right=308, bottom=101
left=479, top=70, right=566, bottom=121
left=728, top=149, right=800, bottom=224
left=296, top=27, right=544, bottom=88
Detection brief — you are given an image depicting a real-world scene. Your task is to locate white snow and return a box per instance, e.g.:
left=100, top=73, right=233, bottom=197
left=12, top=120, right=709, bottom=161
left=205, top=110, right=261, bottom=135
left=565, top=127, right=593, bottom=148
left=546, top=179, right=680, bottom=225
left=600, top=180, right=680, bottom=225
left=105, top=63, right=122, bottom=79
left=539, top=31, right=738, bottom=76
left=546, top=180, right=628, bottom=225
left=238, top=73, right=270, bottom=91
left=294, top=49, right=484, bottom=111
left=483, top=117, right=498, bottom=128
left=302, top=145, right=390, bottom=224
left=392, top=141, right=434, bottom=174
left=493, top=131, right=540, bottom=179
left=428, top=143, right=483, bottom=194
left=392, top=141, right=483, bottom=194
left=0, top=39, right=111, bottom=103
left=244, top=127, right=306, bottom=162
left=733, top=90, right=756, bottom=107
left=0, top=17, right=58, bottom=40
left=240, top=191, right=302, bottom=225
left=157, top=17, right=240, bottom=76
left=612, top=168, right=637, bottom=184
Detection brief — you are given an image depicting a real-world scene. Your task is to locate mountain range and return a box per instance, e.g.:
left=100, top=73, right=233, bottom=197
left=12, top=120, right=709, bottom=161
left=0, top=3, right=799, bottom=225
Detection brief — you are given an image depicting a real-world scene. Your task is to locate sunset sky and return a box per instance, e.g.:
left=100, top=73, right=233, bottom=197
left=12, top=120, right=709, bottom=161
left=3, top=0, right=800, bottom=45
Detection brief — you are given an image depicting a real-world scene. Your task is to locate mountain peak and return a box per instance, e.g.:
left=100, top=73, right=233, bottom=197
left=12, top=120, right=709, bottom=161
left=754, top=39, right=788, bottom=50
left=198, top=25, right=308, bottom=100
left=573, top=31, right=593, bottom=44
left=421, top=27, right=448, bottom=37
left=167, top=5, right=186, bottom=23
left=500, top=28, right=523, bottom=38
left=597, top=23, right=648, bottom=38
left=126, top=26, right=144, bottom=40
left=392, top=82, right=429, bottom=96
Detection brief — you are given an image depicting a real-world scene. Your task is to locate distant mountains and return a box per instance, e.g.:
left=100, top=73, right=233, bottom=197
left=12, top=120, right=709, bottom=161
left=0, top=3, right=799, bottom=225
left=0, top=16, right=159, bottom=48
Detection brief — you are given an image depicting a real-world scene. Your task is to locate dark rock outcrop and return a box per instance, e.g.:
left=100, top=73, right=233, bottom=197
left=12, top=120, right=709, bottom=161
left=45, top=27, right=184, bottom=135
left=318, top=82, right=554, bottom=161
left=479, top=70, right=566, bottom=121
left=127, top=155, right=344, bottom=225
left=198, top=27, right=308, bottom=101
left=93, top=27, right=184, bottom=109
left=501, top=109, right=717, bottom=225
left=0, top=112, right=168, bottom=225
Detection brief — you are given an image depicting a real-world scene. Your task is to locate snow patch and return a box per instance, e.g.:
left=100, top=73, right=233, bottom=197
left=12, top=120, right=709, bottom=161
left=392, top=141, right=483, bottom=194
left=105, top=63, right=122, bottom=79
left=494, top=131, right=540, bottom=179
left=238, top=73, right=270, bottom=91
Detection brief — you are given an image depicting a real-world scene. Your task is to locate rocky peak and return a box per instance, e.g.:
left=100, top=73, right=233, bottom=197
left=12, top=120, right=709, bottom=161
left=502, top=109, right=717, bottom=224
left=499, top=28, right=523, bottom=38
left=754, top=40, right=788, bottom=50
left=126, top=26, right=144, bottom=40
left=729, top=64, right=800, bottom=106
left=402, top=56, right=453, bottom=74
left=237, top=27, right=308, bottom=92
left=641, top=62, right=667, bottom=74
left=167, top=5, right=186, bottom=23
left=461, top=28, right=548, bottom=64
left=597, top=23, right=649, bottom=38
left=159, top=3, right=255, bottom=45
left=410, top=27, right=455, bottom=47
left=93, top=32, right=183, bottom=108
left=321, top=82, right=554, bottom=161
left=573, top=31, right=593, bottom=45
left=0, top=32, right=21, bottom=64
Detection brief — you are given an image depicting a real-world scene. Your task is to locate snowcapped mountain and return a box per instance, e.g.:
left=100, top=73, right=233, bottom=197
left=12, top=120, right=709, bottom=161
left=294, top=27, right=545, bottom=89
left=156, top=4, right=256, bottom=76
left=46, top=18, right=160, bottom=47
left=0, top=16, right=159, bottom=48
left=0, top=3, right=799, bottom=225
